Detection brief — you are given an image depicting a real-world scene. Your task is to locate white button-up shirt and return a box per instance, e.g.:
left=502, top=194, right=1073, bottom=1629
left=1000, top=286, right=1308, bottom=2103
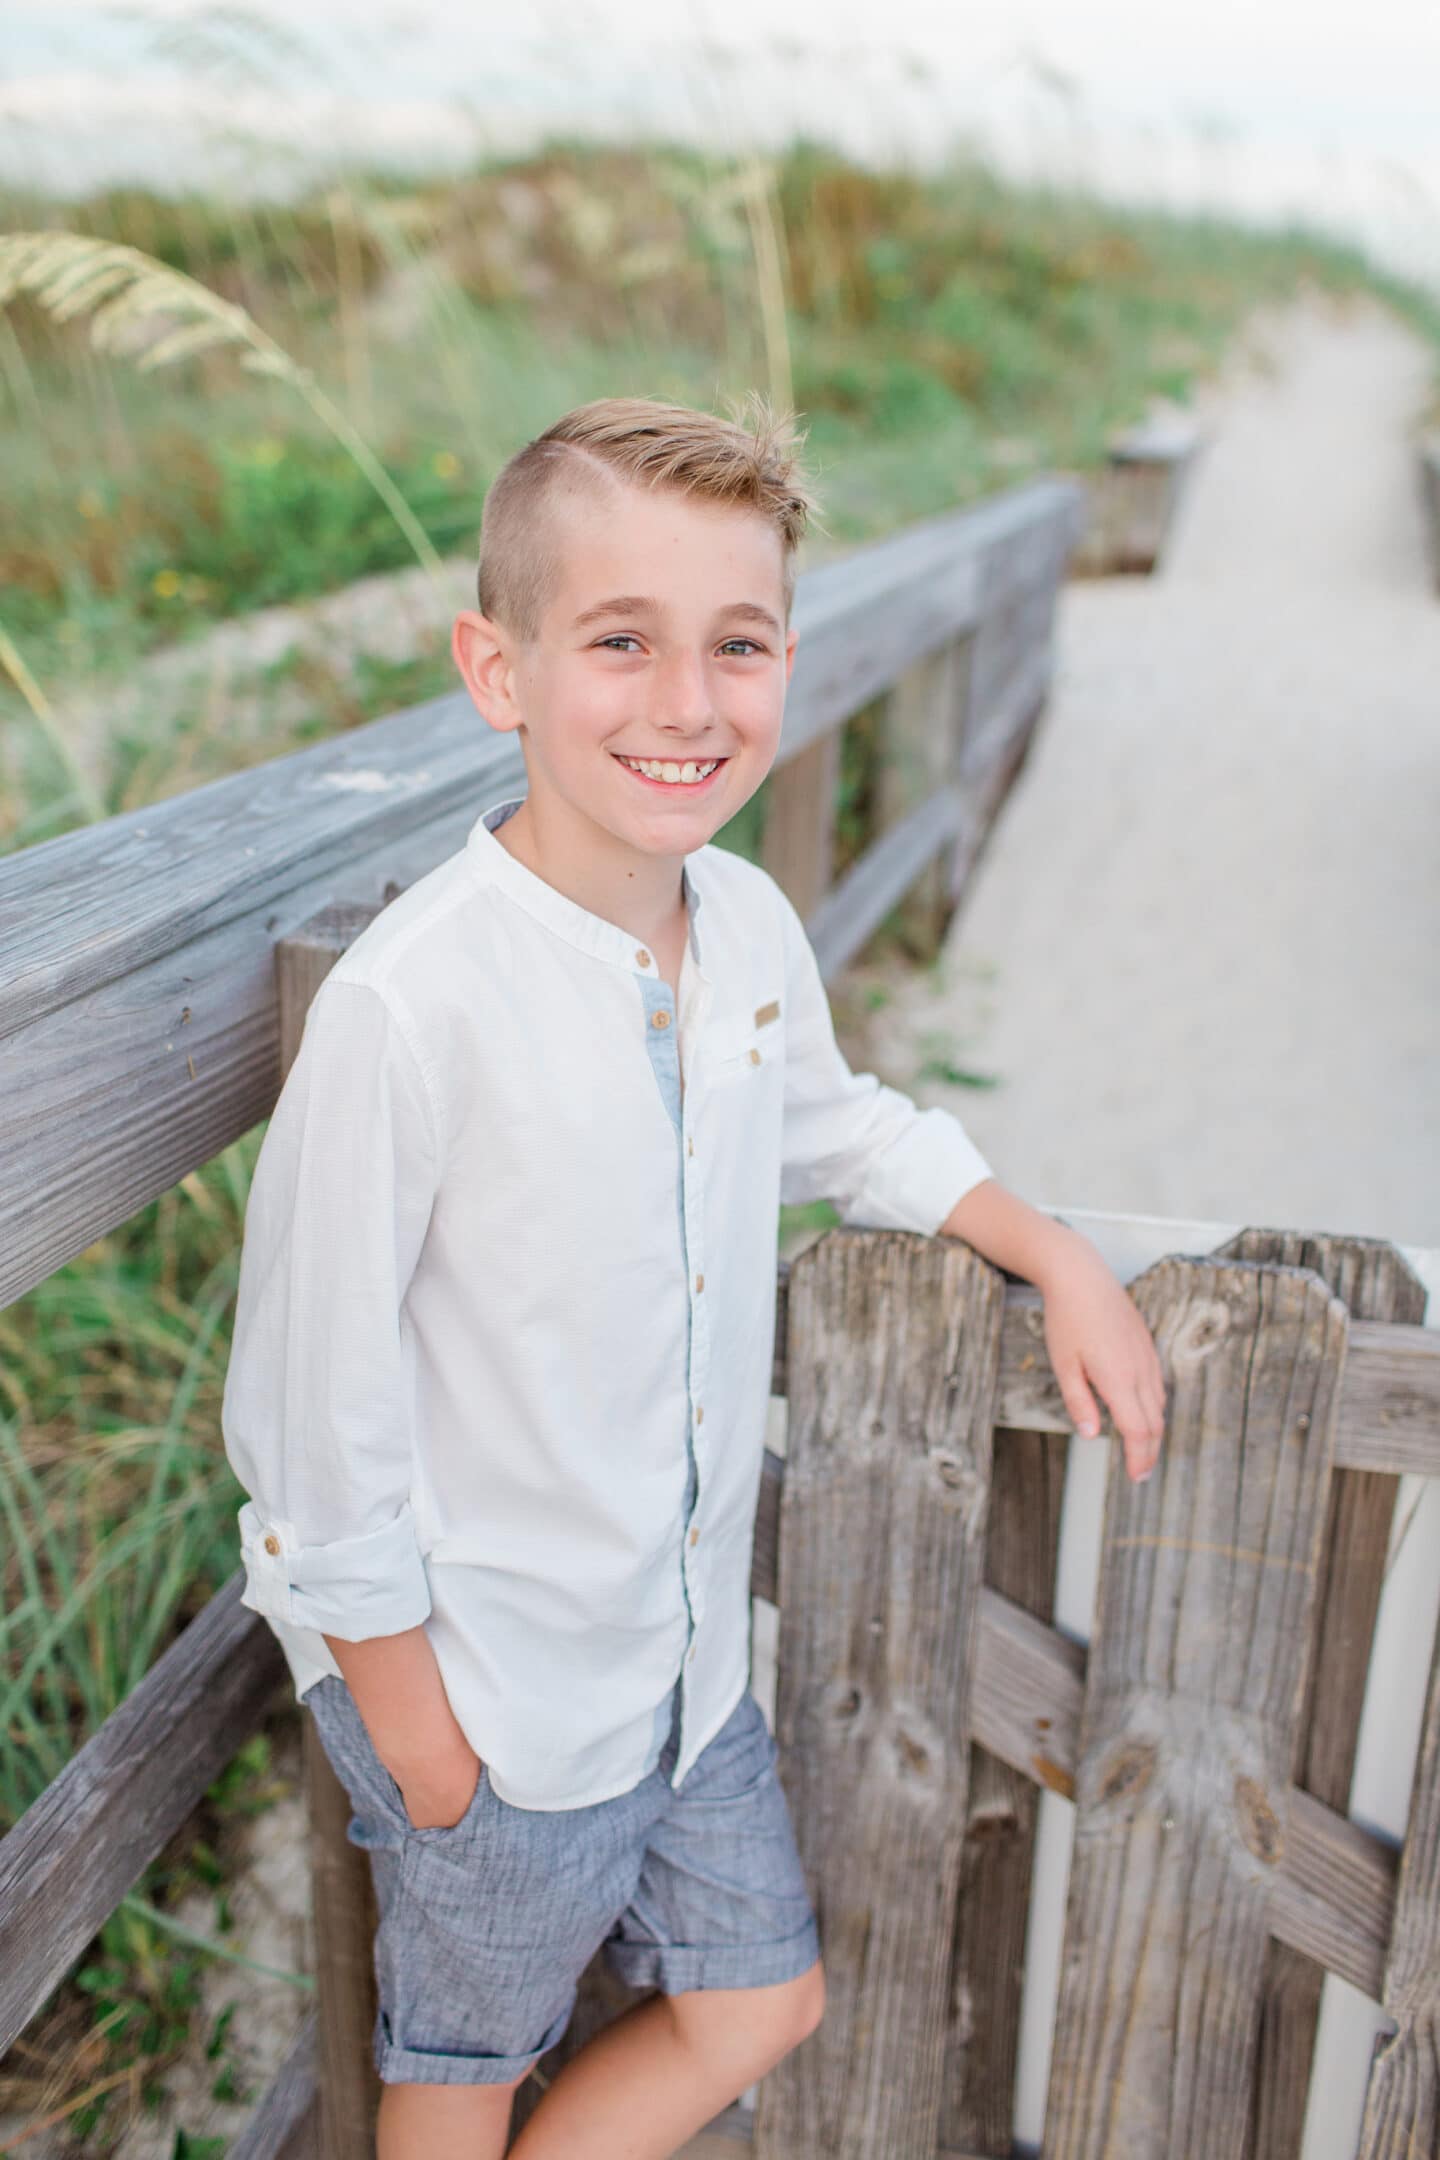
left=221, top=794, right=993, bottom=1808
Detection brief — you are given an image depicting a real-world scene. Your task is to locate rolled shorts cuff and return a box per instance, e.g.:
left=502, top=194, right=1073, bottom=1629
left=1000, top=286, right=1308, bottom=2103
left=373, top=2000, right=570, bottom=2088
left=603, top=1913, right=821, bottom=1997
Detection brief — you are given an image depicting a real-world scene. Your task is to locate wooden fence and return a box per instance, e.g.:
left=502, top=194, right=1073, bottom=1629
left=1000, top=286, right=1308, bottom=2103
left=0, top=475, right=1084, bottom=2152
left=1068, top=412, right=1202, bottom=577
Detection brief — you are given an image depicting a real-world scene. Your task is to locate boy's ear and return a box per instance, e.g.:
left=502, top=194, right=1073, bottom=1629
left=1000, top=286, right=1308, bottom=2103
left=784, top=625, right=799, bottom=682
left=452, top=610, right=521, bottom=733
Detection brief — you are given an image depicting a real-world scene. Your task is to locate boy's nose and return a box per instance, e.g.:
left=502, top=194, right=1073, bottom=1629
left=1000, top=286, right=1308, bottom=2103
left=656, top=649, right=718, bottom=728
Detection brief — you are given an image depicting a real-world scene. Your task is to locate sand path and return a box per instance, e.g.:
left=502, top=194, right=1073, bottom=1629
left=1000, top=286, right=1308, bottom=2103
left=842, top=296, right=1439, bottom=1251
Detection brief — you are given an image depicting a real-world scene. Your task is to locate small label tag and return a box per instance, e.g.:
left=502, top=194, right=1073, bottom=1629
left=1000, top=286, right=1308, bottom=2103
left=754, top=999, right=780, bottom=1027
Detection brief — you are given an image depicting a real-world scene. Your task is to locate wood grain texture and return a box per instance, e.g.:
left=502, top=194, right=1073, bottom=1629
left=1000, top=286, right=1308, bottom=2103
left=762, top=723, right=842, bottom=926
left=1043, top=1256, right=1348, bottom=2160
left=0, top=1575, right=286, bottom=2051
left=753, top=1228, right=1006, bottom=2159
left=228, top=2008, right=319, bottom=2160
left=276, top=917, right=385, bottom=2160
left=874, top=634, right=972, bottom=959
left=1357, top=1608, right=1440, bottom=2157
left=940, top=1425, right=1067, bottom=2156
left=1227, top=1232, right=1427, bottom=2160
left=769, top=1265, right=1440, bottom=1480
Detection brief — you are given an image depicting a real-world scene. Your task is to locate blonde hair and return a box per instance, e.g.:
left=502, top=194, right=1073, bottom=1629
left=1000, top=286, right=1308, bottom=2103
left=477, top=391, right=822, bottom=644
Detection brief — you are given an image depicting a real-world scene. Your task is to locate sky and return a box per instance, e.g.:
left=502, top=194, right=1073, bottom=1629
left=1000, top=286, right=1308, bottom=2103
left=3, top=0, right=1439, bottom=293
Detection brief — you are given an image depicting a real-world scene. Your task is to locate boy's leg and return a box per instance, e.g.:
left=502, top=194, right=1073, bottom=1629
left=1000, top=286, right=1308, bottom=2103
left=508, top=1959, right=825, bottom=2160
left=376, top=2071, right=528, bottom=2160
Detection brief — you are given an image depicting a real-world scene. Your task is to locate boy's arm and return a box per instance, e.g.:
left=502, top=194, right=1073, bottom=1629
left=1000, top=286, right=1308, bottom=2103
left=774, top=884, right=1165, bottom=1481
left=221, top=978, right=479, bottom=1821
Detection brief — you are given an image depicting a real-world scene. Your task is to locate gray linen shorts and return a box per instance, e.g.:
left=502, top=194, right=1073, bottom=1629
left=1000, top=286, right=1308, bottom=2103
left=304, top=1670, right=822, bottom=2086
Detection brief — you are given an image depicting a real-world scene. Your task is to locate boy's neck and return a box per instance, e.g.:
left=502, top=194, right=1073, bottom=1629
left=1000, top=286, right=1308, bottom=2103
left=492, top=795, right=690, bottom=956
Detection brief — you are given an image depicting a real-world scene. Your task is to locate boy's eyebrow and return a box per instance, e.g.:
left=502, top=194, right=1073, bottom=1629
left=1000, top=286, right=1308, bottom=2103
left=569, top=595, right=782, bottom=634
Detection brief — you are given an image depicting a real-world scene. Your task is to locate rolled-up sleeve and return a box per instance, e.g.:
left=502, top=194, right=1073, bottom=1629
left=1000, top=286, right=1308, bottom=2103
left=774, top=882, right=994, bottom=1236
left=221, top=975, right=441, bottom=1640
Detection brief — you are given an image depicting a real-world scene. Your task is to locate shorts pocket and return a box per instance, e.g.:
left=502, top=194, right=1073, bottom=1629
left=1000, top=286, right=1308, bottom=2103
left=404, top=1757, right=490, bottom=1846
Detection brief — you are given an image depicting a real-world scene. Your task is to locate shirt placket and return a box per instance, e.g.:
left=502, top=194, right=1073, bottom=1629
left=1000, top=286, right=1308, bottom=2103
left=633, top=921, right=711, bottom=1782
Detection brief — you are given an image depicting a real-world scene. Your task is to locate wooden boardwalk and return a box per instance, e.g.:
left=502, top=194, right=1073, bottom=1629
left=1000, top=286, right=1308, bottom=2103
left=850, top=296, right=1440, bottom=1252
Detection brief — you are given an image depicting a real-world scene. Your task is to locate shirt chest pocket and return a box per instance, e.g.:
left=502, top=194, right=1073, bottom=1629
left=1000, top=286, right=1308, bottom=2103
left=705, top=996, right=785, bottom=1089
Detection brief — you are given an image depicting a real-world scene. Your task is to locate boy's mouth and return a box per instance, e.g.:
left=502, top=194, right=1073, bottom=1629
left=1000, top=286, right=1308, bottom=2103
left=612, top=753, right=729, bottom=795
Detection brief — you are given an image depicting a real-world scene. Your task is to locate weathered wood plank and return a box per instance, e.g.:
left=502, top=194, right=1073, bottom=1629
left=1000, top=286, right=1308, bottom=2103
left=874, top=634, right=972, bottom=958
left=753, top=1228, right=1006, bottom=2159
left=0, top=1574, right=286, bottom=2053
left=228, top=2008, right=319, bottom=2160
left=761, top=721, right=842, bottom=926
left=1231, top=1232, right=1427, bottom=2160
left=276, top=915, right=386, bottom=2160
left=770, top=1261, right=1440, bottom=1481
left=1356, top=1606, right=1440, bottom=2155
left=1071, top=415, right=1203, bottom=575
left=940, top=1424, right=1067, bottom=2155
left=1043, top=1257, right=1348, bottom=2160
left=804, top=783, right=965, bottom=983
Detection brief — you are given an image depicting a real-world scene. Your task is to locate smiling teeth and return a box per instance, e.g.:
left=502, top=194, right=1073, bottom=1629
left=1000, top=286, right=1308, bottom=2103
left=617, top=756, right=720, bottom=784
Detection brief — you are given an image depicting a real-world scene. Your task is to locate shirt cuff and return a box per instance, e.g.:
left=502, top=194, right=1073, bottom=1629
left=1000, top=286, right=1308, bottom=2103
left=844, top=1106, right=994, bottom=1238
left=237, top=1499, right=433, bottom=1639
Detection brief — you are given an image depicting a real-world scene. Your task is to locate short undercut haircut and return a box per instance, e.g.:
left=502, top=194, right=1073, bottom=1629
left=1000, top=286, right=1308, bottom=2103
left=476, top=391, right=821, bottom=645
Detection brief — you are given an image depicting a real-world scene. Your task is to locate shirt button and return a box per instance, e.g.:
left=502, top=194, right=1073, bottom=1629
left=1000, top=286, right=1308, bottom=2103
left=694, top=1272, right=704, bottom=1292
left=687, top=1137, right=694, bottom=1157
left=262, top=1533, right=281, bottom=1556
left=687, top=1645, right=696, bottom=1662
left=694, top=1406, right=704, bottom=1424
left=689, top=1526, right=699, bottom=1546
left=749, top=1047, right=761, bottom=1065
left=651, top=1009, right=671, bottom=1030
left=635, top=947, right=651, bottom=967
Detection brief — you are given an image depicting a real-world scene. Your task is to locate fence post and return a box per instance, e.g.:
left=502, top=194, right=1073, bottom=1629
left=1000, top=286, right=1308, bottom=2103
left=1227, top=1232, right=1427, bottom=2159
left=761, top=726, right=843, bottom=924
left=276, top=904, right=388, bottom=2160
left=874, top=633, right=973, bottom=962
left=753, top=1226, right=1005, bottom=2158
left=1043, top=1254, right=1348, bottom=2159
left=1356, top=1609, right=1440, bottom=2156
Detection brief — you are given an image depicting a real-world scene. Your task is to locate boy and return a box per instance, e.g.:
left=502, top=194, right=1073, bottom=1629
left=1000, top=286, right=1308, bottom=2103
left=221, top=392, right=1165, bottom=2160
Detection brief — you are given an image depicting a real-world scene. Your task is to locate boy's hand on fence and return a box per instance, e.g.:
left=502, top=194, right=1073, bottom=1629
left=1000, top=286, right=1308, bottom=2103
left=1036, top=1236, right=1167, bottom=1482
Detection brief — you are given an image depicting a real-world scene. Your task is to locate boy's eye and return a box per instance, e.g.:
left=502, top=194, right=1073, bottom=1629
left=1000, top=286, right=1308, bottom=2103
left=594, top=635, right=765, bottom=656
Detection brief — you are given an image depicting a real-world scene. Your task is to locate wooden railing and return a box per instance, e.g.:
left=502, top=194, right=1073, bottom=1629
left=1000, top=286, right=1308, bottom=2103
left=0, top=474, right=1085, bottom=2154
left=1070, top=410, right=1203, bottom=576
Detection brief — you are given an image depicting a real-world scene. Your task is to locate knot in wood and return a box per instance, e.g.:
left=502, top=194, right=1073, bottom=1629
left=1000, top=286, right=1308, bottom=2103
left=934, top=1454, right=966, bottom=1489
left=1234, top=1774, right=1284, bottom=1864
left=1096, top=1740, right=1156, bottom=1808
left=896, top=1729, right=931, bottom=1778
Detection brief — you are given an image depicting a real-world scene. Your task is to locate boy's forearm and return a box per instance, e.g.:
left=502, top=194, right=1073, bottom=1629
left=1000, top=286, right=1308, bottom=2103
left=321, top=1624, right=475, bottom=1781
left=937, top=1175, right=1088, bottom=1290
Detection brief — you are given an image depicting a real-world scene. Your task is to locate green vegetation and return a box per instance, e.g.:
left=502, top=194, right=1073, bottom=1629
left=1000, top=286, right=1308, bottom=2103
left=2, top=136, right=1404, bottom=851
left=1, top=128, right=1431, bottom=2149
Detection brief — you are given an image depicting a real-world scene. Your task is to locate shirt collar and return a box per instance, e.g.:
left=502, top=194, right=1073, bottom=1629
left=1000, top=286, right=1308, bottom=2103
left=466, top=796, right=705, bottom=976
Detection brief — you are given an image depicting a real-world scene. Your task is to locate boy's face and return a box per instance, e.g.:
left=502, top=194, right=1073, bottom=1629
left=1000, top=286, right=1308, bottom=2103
left=453, top=479, right=799, bottom=865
